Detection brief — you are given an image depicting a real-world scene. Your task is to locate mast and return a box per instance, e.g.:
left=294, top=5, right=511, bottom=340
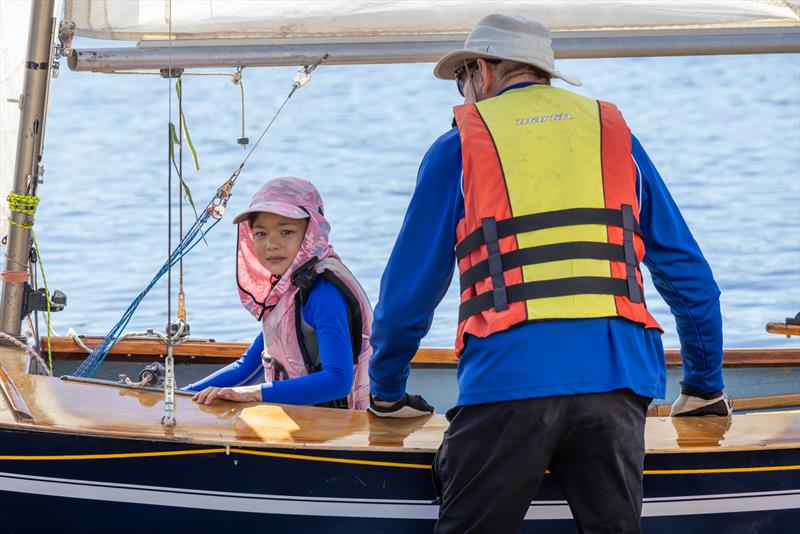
left=0, top=0, right=57, bottom=336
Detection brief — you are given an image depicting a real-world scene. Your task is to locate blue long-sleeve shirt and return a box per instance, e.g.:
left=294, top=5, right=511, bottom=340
left=185, top=278, right=354, bottom=405
left=369, top=83, right=723, bottom=407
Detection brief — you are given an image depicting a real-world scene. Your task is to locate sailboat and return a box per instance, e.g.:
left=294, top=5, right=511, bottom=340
left=1, top=1, right=799, bottom=532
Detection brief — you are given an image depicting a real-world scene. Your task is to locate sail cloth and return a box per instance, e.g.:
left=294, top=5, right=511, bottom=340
left=0, top=0, right=33, bottom=241
left=64, top=0, right=800, bottom=42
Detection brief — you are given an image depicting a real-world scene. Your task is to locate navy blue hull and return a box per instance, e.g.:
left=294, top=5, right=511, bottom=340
left=1, top=427, right=797, bottom=533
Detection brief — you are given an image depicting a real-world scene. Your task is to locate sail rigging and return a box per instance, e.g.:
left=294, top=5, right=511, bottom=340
left=72, top=58, right=326, bottom=378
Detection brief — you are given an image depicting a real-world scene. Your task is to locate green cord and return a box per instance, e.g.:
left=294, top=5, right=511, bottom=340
left=7, top=192, right=52, bottom=373
left=6, top=192, right=39, bottom=228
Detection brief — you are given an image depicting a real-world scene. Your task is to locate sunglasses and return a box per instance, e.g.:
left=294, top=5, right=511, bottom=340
left=455, top=59, right=501, bottom=97
left=455, top=62, right=477, bottom=96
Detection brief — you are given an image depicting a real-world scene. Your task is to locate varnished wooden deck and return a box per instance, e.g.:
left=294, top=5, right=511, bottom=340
left=1, top=346, right=798, bottom=454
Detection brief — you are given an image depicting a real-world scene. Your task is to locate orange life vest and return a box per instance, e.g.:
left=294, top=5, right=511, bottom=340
left=454, top=84, right=661, bottom=355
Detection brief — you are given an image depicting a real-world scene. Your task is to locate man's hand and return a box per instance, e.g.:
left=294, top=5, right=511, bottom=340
left=368, top=394, right=434, bottom=418
left=192, top=385, right=262, bottom=405
left=670, top=382, right=731, bottom=416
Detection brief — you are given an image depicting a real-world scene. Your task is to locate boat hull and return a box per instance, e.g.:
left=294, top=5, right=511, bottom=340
left=2, top=426, right=798, bottom=533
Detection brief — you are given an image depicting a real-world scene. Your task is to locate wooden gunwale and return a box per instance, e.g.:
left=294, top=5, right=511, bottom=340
left=42, top=336, right=800, bottom=368
left=1, top=346, right=798, bottom=456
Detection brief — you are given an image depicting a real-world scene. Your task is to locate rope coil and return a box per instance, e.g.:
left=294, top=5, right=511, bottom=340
left=6, top=192, right=40, bottom=229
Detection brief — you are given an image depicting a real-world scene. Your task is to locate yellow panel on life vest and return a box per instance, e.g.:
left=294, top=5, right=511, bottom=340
left=475, top=85, right=617, bottom=319
left=453, top=84, right=661, bottom=355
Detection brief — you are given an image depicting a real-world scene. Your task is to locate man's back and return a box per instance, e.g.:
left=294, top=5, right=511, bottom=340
left=370, top=83, right=722, bottom=407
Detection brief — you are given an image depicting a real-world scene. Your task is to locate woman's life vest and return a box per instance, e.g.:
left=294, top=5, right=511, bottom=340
left=234, top=177, right=371, bottom=409
left=453, top=85, right=661, bottom=356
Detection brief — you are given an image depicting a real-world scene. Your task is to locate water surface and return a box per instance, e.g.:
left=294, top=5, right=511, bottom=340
left=34, top=49, right=800, bottom=351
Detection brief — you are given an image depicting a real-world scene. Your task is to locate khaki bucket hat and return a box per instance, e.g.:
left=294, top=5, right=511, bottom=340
left=434, top=13, right=582, bottom=86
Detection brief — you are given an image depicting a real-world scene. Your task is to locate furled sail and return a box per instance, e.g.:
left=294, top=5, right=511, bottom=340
left=64, top=0, right=799, bottom=41
left=0, top=0, right=33, bottom=242
left=64, top=1, right=800, bottom=71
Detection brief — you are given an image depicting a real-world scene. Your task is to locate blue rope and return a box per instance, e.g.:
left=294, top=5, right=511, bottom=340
left=74, top=211, right=220, bottom=377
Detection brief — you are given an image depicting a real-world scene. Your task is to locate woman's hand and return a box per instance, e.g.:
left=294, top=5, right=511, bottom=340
left=192, top=385, right=262, bottom=405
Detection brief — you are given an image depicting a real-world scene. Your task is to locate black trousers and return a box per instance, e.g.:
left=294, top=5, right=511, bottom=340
left=432, top=389, right=651, bottom=534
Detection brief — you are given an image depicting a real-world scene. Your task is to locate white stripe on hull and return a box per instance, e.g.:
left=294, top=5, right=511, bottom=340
left=2, top=472, right=798, bottom=520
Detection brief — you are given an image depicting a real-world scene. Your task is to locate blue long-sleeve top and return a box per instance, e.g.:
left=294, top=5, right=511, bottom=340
left=185, top=278, right=354, bottom=405
left=369, top=82, right=723, bottom=407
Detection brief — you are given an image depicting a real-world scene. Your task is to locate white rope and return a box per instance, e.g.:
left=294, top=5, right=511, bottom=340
left=66, top=327, right=92, bottom=353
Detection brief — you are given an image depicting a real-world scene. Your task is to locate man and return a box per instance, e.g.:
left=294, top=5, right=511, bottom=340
left=368, top=13, right=730, bottom=533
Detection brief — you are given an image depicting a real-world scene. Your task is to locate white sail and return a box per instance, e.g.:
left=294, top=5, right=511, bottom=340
left=0, top=0, right=33, bottom=242
left=64, top=0, right=799, bottom=41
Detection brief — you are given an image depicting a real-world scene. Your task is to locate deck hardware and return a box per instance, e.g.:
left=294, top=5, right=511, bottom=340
left=20, top=284, right=65, bottom=321
left=162, top=319, right=189, bottom=427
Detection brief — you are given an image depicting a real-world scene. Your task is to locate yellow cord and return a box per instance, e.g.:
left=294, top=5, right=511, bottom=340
left=229, top=448, right=431, bottom=469
left=31, top=232, right=52, bottom=373
left=6, top=192, right=52, bottom=373
left=0, top=447, right=431, bottom=469
left=0, top=445, right=798, bottom=475
left=643, top=465, right=800, bottom=475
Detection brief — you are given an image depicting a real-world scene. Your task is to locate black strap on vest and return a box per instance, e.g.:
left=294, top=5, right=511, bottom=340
left=621, top=204, right=643, bottom=304
left=455, top=207, right=642, bottom=259
left=459, top=277, right=633, bottom=323
left=459, top=241, right=627, bottom=293
left=457, top=205, right=646, bottom=322
left=291, top=257, right=362, bottom=410
left=481, top=217, right=509, bottom=313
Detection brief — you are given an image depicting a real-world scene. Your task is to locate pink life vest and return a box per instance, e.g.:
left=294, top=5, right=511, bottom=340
left=260, top=256, right=371, bottom=410
left=234, top=177, right=370, bottom=410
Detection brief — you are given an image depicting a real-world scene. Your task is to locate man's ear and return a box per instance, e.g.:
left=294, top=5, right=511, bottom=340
left=477, top=58, right=495, bottom=97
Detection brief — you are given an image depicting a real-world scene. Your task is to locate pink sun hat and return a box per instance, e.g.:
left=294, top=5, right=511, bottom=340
left=231, top=177, right=324, bottom=224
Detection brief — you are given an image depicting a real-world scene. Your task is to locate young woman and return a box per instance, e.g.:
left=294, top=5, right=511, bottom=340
left=186, top=177, right=371, bottom=409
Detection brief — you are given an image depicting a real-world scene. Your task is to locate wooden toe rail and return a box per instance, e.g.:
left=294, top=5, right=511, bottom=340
left=42, top=336, right=800, bottom=369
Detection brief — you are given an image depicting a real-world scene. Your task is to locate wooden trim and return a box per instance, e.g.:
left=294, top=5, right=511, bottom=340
left=0, top=363, right=33, bottom=422
left=647, top=393, right=800, bottom=416
left=42, top=336, right=800, bottom=368
left=766, top=321, right=800, bottom=337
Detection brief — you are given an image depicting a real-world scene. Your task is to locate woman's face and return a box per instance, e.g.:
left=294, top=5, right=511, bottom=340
left=251, top=211, right=309, bottom=276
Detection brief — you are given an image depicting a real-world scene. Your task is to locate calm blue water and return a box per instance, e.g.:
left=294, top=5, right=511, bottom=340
left=33, top=48, right=800, bottom=351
